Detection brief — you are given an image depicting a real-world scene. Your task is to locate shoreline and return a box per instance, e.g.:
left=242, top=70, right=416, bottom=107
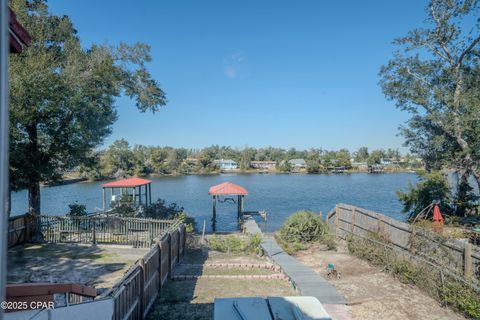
left=45, top=169, right=419, bottom=187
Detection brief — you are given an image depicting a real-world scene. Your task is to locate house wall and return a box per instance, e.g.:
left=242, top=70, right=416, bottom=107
left=4, top=298, right=114, bottom=320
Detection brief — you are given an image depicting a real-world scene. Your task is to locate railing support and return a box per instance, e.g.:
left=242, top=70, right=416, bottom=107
left=92, top=218, right=96, bottom=246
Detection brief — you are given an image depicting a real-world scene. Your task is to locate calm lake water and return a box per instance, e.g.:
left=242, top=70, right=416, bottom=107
left=11, top=173, right=418, bottom=232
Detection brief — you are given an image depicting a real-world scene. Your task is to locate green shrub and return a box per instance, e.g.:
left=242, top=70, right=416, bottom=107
left=207, top=234, right=262, bottom=254
left=144, top=199, right=196, bottom=232
left=444, top=278, right=480, bottom=319
left=277, top=210, right=334, bottom=253
left=67, top=203, right=87, bottom=217
left=397, top=171, right=452, bottom=221
left=391, top=259, right=419, bottom=284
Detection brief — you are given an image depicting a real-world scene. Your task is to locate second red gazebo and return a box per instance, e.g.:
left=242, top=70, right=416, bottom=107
left=208, top=182, right=248, bottom=231
left=101, top=177, right=153, bottom=211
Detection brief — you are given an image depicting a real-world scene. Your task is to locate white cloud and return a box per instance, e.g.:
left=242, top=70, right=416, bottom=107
left=223, top=51, right=246, bottom=79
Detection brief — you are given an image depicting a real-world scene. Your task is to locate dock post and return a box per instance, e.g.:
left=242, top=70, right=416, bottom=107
left=241, top=195, right=244, bottom=219
left=237, top=195, right=241, bottom=222
left=132, top=187, right=136, bottom=206
left=149, top=183, right=152, bottom=205
left=102, top=188, right=106, bottom=211
left=212, top=195, right=217, bottom=232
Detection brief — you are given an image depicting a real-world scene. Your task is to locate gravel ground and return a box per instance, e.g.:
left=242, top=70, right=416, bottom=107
left=294, top=242, right=467, bottom=320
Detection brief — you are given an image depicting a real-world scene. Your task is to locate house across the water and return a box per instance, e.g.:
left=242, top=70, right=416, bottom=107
left=250, top=161, right=276, bottom=170
left=214, top=159, right=238, bottom=170
left=288, top=158, right=307, bottom=169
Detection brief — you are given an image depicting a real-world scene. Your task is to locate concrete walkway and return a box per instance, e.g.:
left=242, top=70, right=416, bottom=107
left=244, top=217, right=351, bottom=320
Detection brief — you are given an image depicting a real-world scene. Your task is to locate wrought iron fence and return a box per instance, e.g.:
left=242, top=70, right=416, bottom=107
left=38, top=215, right=180, bottom=248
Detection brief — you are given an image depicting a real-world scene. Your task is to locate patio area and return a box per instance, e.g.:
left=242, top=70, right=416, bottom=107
left=7, top=243, right=149, bottom=291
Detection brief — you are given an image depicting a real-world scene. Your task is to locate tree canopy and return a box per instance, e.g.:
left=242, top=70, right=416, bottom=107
left=9, top=0, right=166, bottom=214
left=379, top=0, right=480, bottom=189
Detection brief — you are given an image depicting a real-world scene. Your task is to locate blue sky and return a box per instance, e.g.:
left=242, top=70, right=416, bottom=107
left=48, top=0, right=428, bottom=151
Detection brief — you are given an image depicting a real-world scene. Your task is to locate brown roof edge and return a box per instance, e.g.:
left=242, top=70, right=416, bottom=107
left=6, top=283, right=97, bottom=298
left=9, top=7, right=32, bottom=53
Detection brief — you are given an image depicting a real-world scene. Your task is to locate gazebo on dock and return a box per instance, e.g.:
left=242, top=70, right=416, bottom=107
left=208, top=182, right=248, bottom=231
left=101, top=177, right=153, bottom=211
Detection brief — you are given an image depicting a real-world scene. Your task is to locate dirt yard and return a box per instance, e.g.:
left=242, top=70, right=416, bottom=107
left=294, top=242, right=467, bottom=320
left=148, top=248, right=297, bottom=320
left=8, top=243, right=148, bottom=290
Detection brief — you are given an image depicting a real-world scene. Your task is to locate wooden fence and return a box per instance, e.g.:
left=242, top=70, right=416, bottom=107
left=7, top=214, right=35, bottom=247
left=38, top=215, right=178, bottom=248
left=107, top=224, right=187, bottom=320
left=327, top=204, right=480, bottom=282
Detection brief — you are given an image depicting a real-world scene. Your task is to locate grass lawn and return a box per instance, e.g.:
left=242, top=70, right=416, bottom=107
left=147, top=247, right=296, bottom=320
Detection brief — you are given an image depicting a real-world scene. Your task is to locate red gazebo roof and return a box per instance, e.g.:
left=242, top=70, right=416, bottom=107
left=101, top=177, right=152, bottom=188
left=208, top=182, right=248, bottom=196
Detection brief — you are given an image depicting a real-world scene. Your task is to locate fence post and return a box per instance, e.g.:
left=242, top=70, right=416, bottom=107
left=464, top=242, right=472, bottom=279
left=92, top=218, right=96, bottom=246
left=139, top=260, right=145, bottom=319
left=158, top=243, right=162, bottom=295
left=23, top=215, right=28, bottom=244
left=149, top=223, right=153, bottom=246
left=351, top=207, right=356, bottom=235
left=335, top=206, right=339, bottom=238
left=167, top=234, right=172, bottom=279
left=440, top=270, right=447, bottom=307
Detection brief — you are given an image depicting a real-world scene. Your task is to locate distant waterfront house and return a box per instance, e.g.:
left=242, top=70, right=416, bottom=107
left=288, top=158, right=307, bottom=169
left=351, top=161, right=368, bottom=171
left=213, top=159, right=238, bottom=170
left=250, top=160, right=276, bottom=170
left=381, top=159, right=392, bottom=166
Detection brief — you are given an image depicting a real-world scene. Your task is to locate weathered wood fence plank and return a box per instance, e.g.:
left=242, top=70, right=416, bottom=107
left=107, top=222, right=185, bottom=320
left=327, top=204, right=479, bottom=283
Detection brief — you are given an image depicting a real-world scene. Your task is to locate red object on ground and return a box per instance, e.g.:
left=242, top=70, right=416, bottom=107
left=208, top=182, right=248, bottom=196
left=433, top=204, right=444, bottom=225
left=101, top=177, right=152, bottom=188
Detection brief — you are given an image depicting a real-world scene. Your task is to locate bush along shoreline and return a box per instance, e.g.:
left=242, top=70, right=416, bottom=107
left=276, top=210, right=336, bottom=254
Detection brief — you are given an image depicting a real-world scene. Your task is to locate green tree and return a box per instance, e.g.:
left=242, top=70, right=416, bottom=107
left=79, top=150, right=105, bottom=181
left=385, top=148, right=401, bottom=162
left=367, top=150, right=385, bottom=165
left=9, top=1, right=166, bottom=215
left=379, top=0, right=480, bottom=189
left=103, top=139, right=134, bottom=178
left=306, top=160, right=320, bottom=173
left=397, top=172, right=452, bottom=220
left=149, top=147, right=169, bottom=173
left=278, top=161, right=292, bottom=173
left=321, top=151, right=337, bottom=167
left=335, top=149, right=351, bottom=167
left=240, top=147, right=256, bottom=171
left=354, top=147, right=369, bottom=162
left=132, top=145, right=152, bottom=177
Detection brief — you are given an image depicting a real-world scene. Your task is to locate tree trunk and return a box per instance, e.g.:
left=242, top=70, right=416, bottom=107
left=28, top=182, right=40, bottom=215
left=26, top=123, right=41, bottom=216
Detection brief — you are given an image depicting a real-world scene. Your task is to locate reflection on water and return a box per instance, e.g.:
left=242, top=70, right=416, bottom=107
left=11, top=173, right=418, bottom=232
